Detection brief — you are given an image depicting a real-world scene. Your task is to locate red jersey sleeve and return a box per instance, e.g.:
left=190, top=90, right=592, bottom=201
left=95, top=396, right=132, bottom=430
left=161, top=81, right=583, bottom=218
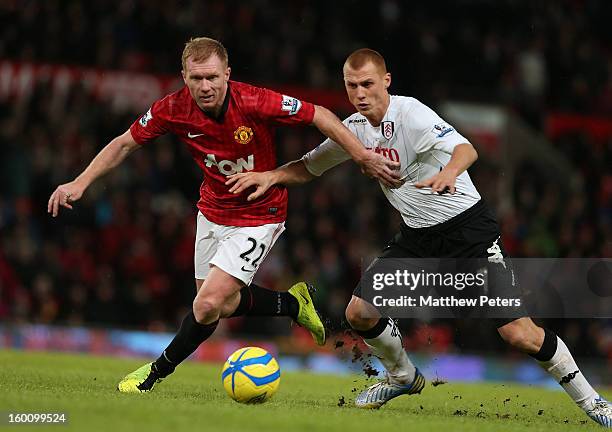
left=256, top=87, right=315, bottom=126
left=129, top=95, right=173, bottom=145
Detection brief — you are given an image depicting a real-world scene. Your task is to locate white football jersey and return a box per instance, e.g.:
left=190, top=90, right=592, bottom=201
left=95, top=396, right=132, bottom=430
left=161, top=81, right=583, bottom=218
left=303, top=96, right=481, bottom=228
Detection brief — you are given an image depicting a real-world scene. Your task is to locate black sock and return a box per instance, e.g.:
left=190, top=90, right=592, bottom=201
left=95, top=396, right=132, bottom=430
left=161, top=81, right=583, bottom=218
left=529, top=328, right=558, bottom=362
left=153, top=312, right=218, bottom=377
left=230, top=283, right=299, bottom=320
left=353, top=317, right=390, bottom=339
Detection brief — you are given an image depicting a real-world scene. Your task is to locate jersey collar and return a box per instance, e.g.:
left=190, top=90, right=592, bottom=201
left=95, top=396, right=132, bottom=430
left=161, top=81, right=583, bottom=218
left=203, top=82, right=231, bottom=122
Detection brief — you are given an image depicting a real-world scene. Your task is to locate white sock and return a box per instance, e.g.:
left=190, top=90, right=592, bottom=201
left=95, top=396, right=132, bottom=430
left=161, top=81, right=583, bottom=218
left=538, top=336, right=599, bottom=411
left=362, top=318, right=416, bottom=385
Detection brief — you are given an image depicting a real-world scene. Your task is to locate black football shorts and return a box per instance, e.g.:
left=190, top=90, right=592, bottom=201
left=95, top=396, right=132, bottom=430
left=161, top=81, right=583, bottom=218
left=353, top=200, right=527, bottom=327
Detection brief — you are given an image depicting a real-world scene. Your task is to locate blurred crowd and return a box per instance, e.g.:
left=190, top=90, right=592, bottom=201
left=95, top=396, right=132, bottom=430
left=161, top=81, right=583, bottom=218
left=0, top=0, right=611, bottom=361
left=1, top=0, right=611, bottom=121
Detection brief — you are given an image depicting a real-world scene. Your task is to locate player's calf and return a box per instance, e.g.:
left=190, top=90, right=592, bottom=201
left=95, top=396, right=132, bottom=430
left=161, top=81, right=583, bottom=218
left=228, top=282, right=325, bottom=345
left=345, top=295, right=381, bottom=331
left=497, top=317, right=544, bottom=353
left=229, top=283, right=299, bottom=319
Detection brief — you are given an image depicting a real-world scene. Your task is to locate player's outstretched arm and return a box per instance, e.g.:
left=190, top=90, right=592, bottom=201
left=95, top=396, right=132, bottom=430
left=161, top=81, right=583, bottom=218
left=47, top=129, right=141, bottom=217
left=226, top=160, right=314, bottom=202
left=311, top=105, right=402, bottom=188
left=415, top=143, right=478, bottom=194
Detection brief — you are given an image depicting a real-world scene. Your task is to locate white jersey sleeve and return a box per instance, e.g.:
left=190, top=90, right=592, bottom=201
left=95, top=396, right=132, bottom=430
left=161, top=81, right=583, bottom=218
left=302, top=138, right=351, bottom=176
left=302, top=117, right=353, bottom=176
left=407, top=100, right=470, bottom=154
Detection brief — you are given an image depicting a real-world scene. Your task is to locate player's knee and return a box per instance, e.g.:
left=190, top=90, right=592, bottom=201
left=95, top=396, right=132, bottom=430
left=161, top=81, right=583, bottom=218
left=193, top=297, right=221, bottom=324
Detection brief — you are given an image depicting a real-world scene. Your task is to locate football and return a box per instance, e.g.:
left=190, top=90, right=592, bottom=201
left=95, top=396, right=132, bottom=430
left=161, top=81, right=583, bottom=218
left=221, top=347, right=281, bottom=403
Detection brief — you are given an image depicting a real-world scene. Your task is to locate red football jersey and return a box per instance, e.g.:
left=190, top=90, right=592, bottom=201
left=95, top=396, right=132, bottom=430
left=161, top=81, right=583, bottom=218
left=130, top=81, right=315, bottom=226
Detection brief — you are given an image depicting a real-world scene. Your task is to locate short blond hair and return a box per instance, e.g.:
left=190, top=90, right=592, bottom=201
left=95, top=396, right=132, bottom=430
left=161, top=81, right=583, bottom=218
left=181, top=37, right=228, bottom=70
left=344, top=48, right=387, bottom=73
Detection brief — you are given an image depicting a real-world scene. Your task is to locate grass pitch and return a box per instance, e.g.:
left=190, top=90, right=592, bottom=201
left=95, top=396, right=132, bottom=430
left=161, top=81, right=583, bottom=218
left=0, top=350, right=607, bottom=432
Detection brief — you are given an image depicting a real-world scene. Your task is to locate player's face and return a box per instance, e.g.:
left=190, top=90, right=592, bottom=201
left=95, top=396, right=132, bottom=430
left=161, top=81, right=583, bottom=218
left=182, top=55, right=231, bottom=113
left=343, top=62, right=391, bottom=123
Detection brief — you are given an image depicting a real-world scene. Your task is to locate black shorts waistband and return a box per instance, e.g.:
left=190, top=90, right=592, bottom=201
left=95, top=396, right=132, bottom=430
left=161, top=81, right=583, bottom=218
left=401, top=200, right=487, bottom=235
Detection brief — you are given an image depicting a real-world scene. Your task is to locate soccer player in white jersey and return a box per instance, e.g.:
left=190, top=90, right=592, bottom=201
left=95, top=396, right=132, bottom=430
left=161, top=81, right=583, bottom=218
left=226, top=49, right=611, bottom=427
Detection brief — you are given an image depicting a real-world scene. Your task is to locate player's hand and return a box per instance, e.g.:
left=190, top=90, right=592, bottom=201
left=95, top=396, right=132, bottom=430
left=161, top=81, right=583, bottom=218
left=47, top=180, right=86, bottom=217
left=358, top=152, right=402, bottom=188
left=415, top=168, right=458, bottom=194
left=225, top=171, right=275, bottom=201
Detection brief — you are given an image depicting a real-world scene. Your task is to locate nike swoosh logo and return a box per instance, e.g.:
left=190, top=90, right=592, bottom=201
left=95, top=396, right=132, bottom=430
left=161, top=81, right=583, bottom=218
left=187, top=132, right=205, bottom=138
left=241, top=266, right=255, bottom=272
left=299, top=292, right=310, bottom=305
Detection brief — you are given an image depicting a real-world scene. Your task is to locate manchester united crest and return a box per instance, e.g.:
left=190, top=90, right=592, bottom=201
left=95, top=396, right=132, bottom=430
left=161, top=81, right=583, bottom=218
left=233, top=126, right=254, bottom=145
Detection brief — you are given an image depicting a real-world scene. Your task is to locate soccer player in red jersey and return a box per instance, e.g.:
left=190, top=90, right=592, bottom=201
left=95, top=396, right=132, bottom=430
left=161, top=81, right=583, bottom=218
left=47, top=37, right=402, bottom=393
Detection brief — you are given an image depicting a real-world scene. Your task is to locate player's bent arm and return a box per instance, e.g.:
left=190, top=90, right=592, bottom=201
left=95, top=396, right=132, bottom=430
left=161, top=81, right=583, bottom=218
left=311, top=105, right=402, bottom=188
left=415, top=143, right=478, bottom=194
left=226, top=160, right=315, bottom=201
left=271, top=160, right=315, bottom=185
left=443, top=143, right=478, bottom=177
left=47, top=130, right=141, bottom=217
left=311, top=105, right=369, bottom=164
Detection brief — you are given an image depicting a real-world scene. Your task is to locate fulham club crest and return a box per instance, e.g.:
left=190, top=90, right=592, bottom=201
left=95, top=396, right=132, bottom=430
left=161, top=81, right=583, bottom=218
left=381, top=121, right=394, bottom=140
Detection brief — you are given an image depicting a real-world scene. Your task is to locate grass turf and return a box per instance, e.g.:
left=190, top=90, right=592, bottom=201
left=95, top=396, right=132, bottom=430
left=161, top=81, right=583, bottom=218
left=0, top=349, right=607, bottom=432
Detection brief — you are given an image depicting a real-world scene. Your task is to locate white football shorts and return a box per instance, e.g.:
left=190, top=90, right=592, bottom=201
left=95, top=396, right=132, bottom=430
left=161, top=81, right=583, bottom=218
left=194, top=211, right=285, bottom=285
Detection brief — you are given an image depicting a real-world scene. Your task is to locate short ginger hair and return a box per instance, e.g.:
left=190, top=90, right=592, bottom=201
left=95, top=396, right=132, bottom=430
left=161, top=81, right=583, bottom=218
left=181, top=37, right=228, bottom=70
left=344, top=48, right=387, bottom=73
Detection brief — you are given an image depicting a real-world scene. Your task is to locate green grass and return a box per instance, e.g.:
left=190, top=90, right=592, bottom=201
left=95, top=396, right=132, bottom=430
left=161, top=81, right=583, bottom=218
left=0, top=350, right=607, bottom=431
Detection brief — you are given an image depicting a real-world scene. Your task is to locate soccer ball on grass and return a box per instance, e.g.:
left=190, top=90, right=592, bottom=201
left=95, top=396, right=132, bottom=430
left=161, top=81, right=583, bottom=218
left=221, top=347, right=280, bottom=403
